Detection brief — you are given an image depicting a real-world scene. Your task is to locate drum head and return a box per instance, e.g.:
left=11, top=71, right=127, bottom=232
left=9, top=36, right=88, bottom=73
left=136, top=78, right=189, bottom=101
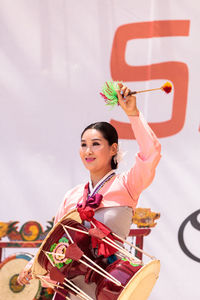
left=0, top=253, right=41, bottom=300
left=32, top=210, right=81, bottom=276
left=118, top=260, right=160, bottom=300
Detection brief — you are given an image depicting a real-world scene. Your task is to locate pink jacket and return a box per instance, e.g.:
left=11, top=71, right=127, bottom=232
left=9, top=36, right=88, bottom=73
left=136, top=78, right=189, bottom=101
left=54, top=112, right=161, bottom=224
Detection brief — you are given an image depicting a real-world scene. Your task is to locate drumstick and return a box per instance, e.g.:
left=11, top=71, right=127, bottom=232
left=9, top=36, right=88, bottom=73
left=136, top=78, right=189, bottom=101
left=100, top=81, right=172, bottom=107
left=112, top=232, right=156, bottom=260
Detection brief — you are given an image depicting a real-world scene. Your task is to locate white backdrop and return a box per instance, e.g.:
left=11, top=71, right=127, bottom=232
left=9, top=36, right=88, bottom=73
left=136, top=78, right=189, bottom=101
left=0, top=0, right=200, bottom=299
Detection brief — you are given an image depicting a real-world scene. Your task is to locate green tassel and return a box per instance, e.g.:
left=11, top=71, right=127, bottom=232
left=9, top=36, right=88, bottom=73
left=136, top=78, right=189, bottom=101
left=101, top=81, right=120, bottom=107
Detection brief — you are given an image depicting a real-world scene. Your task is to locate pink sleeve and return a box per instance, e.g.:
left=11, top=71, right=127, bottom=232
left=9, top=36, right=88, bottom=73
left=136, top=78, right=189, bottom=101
left=54, top=188, right=76, bottom=224
left=54, top=194, right=71, bottom=225
left=54, top=198, right=66, bottom=224
left=121, top=112, right=161, bottom=199
left=54, top=184, right=84, bottom=225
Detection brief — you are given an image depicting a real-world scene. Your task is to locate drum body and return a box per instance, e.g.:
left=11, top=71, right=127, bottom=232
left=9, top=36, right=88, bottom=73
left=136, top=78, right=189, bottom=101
left=96, top=259, right=141, bottom=299
left=96, top=259, right=160, bottom=300
left=32, top=211, right=160, bottom=300
left=37, top=218, right=94, bottom=280
left=0, top=252, right=41, bottom=300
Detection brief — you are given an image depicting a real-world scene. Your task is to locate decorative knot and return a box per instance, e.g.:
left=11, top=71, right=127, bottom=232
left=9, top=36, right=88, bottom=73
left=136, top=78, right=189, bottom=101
left=77, top=206, right=95, bottom=222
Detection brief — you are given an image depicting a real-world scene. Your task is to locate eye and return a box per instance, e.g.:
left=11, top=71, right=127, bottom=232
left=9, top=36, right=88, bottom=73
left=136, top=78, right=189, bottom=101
left=81, top=143, right=87, bottom=148
left=93, top=142, right=100, bottom=146
left=92, top=142, right=101, bottom=150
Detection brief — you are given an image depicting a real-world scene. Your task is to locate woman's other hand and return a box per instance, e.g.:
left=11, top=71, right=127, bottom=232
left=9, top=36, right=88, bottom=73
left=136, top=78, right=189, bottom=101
left=116, top=83, right=139, bottom=116
left=17, top=265, right=33, bottom=285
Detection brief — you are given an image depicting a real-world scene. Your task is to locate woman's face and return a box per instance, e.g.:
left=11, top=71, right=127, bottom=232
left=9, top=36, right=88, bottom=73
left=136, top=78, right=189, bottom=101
left=80, top=128, right=117, bottom=174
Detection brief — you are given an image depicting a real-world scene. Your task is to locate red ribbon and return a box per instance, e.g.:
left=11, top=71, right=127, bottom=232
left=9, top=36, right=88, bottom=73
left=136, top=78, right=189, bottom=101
left=90, top=218, right=118, bottom=257
left=77, top=206, right=119, bottom=257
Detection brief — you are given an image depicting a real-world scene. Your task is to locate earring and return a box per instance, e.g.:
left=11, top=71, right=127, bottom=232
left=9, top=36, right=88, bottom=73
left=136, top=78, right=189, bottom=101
left=113, top=155, right=118, bottom=164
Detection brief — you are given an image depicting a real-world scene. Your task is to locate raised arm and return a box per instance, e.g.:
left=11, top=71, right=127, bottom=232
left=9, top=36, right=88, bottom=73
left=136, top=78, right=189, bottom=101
left=116, top=84, right=161, bottom=200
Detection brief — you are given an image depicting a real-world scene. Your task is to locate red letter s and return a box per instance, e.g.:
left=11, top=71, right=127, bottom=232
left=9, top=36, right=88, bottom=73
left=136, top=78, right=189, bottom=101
left=110, top=20, right=190, bottom=139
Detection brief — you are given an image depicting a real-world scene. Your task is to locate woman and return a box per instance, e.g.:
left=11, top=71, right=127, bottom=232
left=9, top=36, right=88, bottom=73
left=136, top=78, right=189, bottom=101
left=17, top=83, right=161, bottom=299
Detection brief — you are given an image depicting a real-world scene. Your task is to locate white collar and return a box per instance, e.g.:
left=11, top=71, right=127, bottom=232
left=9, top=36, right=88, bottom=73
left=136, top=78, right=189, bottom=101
left=88, top=170, right=115, bottom=196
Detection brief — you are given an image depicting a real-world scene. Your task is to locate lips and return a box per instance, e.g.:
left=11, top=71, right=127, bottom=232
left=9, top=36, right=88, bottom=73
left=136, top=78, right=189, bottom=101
left=85, top=158, right=96, bottom=162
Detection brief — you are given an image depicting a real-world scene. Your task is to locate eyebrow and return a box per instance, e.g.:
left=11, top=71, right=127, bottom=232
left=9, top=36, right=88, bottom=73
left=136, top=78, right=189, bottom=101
left=81, top=138, right=102, bottom=142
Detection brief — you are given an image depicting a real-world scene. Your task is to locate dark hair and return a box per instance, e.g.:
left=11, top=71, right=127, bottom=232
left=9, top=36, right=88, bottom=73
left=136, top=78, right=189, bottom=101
left=81, top=122, right=118, bottom=169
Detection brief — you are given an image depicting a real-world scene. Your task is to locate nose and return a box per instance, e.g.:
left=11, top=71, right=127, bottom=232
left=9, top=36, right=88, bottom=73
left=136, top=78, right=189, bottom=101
left=86, top=146, right=93, bottom=154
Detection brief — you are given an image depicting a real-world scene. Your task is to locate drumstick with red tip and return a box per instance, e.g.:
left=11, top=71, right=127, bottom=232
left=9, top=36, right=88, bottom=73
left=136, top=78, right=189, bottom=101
left=129, top=81, right=172, bottom=95
left=100, top=81, right=173, bottom=107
